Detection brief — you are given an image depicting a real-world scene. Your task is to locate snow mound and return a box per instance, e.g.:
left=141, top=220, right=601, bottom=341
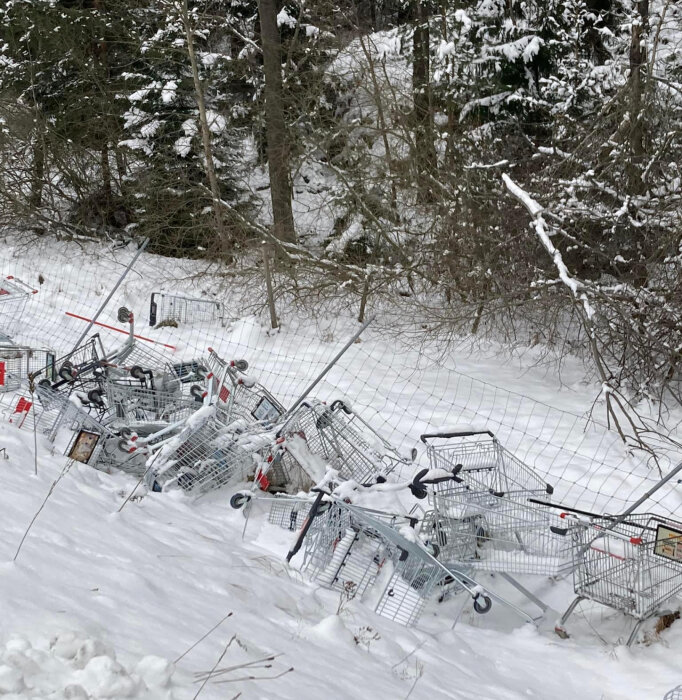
left=0, top=633, right=176, bottom=699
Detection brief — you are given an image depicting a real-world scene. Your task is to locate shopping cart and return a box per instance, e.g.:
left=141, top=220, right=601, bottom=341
left=556, top=512, right=682, bottom=646
left=149, top=292, right=225, bottom=327
left=417, top=430, right=569, bottom=578
left=148, top=404, right=270, bottom=494
left=0, top=343, right=55, bottom=394
left=0, top=276, right=37, bottom=337
left=421, top=429, right=554, bottom=500
left=203, top=347, right=285, bottom=427
left=272, top=495, right=537, bottom=628
left=105, top=372, right=203, bottom=426
left=257, top=400, right=410, bottom=493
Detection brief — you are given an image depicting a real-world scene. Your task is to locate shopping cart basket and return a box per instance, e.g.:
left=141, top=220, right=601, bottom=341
left=556, top=512, right=682, bottom=646
left=257, top=400, right=410, bottom=493
left=0, top=343, right=55, bottom=394
left=421, top=429, right=554, bottom=500
left=204, top=347, right=285, bottom=427
left=0, top=276, right=37, bottom=337
left=149, top=292, right=225, bottom=327
left=149, top=404, right=270, bottom=494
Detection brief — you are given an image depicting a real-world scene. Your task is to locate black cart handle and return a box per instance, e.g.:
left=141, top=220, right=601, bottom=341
left=420, top=429, right=495, bottom=443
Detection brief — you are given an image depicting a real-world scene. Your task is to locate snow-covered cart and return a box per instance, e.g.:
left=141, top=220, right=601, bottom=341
left=557, top=512, right=682, bottom=646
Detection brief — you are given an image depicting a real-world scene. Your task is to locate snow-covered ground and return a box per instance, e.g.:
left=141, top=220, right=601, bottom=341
left=2, top=238, right=682, bottom=699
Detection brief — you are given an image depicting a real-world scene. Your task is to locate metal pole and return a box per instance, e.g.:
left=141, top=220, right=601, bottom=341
left=284, top=316, right=375, bottom=417
left=70, top=239, right=149, bottom=352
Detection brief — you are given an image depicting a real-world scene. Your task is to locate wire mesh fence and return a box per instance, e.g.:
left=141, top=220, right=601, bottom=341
left=3, top=235, right=682, bottom=640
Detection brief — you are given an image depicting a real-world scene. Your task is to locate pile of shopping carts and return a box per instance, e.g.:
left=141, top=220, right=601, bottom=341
left=5, top=276, right=682, bottom=644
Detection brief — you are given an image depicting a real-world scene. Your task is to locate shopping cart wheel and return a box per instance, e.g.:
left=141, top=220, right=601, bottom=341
left=118, top=307, right=132, bottom=323
left=234, top=359, right=248, bottom=372
left=190, top=384, right=205, bottom=400
left=38, top=378, right=53, bottom=390
left=475, top=525, right=489, bottom=546
left=230, top=492, right=252, bottom=510
left=473, top=594, right=492, bottom=614
left=87, top=389, right=104, bottom=406
left=59, top=362, right=77, bottom=382
left=130, top=365, right=146, bottom=380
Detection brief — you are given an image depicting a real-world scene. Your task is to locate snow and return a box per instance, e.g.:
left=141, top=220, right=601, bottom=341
left=2, top=238, right=682, bottom=698
left=276, top=8, right=297, bottom=29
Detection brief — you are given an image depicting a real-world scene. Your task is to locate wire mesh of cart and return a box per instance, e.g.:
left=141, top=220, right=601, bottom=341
left=149, top=404, right=271, bottom=494
left=420, top=486, right=574, bottom=577
left=257, top=400, right=405, bottom=494
left=288, top=498, right=532, bottom=628
left=0, top=343, right=55, bottom=394
left=421, top=429, right=555, bottom=502
left=561, top=513, right=682, bottom=629
left=0, top=276, right=37, bottom=337
left=203, top=347, right=285, bottom=427
left=149, top=292, right=225, bottom=327
left=104, top=372, right=204, bottom=426
left=33, top=383, right=115, bottom=444
left=664, top=686, right=682, bottom=700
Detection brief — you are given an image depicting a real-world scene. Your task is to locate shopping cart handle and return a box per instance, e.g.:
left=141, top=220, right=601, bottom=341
left=420, top=429, right=495, bottom=443
left=330, top=399, right=352, bottom=414
left=550, top=526, right=569, bottom=536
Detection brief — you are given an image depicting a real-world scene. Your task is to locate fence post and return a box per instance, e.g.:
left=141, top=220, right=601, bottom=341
left=262, top=241, right=279, bottom=330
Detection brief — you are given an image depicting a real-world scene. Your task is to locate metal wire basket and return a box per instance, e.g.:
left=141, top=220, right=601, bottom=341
left=557, top=512, right=682, bottom=646
left=0, top=276, right=37, bottom=337
left=0, top=343, right=55, bottom=394
left=421, top=429, right=554, bottom=502
left=258, top=400, right=407, bottom=493
left=150, top=405, right=268, bottom=494
left=423, top=489, right=573, bottom=576
left=149, top=292, right=224, bottom=327
left=105, top=374, right=202, bottom=426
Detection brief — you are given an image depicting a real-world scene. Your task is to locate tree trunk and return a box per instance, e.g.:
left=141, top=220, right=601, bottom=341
left=181, top=0, right=232, bottom=253
left=412, top=0, right=436, bottom=193
left=29, top=134, right=45, bottom=210
left=258, top=0, right=297, bottom=244
left=628, top=0, right=648, bottom=192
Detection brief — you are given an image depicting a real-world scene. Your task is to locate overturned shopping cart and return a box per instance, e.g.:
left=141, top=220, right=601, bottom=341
left=240, top=493, right=538, bottom=628
left=148, top=404, right=272, bottom=494
left=256, top=399, right=412, bottom=494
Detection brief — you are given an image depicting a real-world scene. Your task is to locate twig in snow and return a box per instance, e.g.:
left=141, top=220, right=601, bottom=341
left=173, top=611, right=234, bottom=664
left=211, top=667, right=294, bottom=684
left=193, top=654, right=282, bottom=681
left=13, top=459, right=74, bottom=562
left=191, top=634, right=236, bottom=700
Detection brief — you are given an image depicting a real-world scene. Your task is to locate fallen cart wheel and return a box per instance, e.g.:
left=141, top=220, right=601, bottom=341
left=230, top=492, right=251, bottom=510
left=59, top=362, right=77, bottom=382
left=87, top=389, right=104, bottom=406
left=130, top=365, right=146, bottom=381
left=473, top=594, right=492, bottom=614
